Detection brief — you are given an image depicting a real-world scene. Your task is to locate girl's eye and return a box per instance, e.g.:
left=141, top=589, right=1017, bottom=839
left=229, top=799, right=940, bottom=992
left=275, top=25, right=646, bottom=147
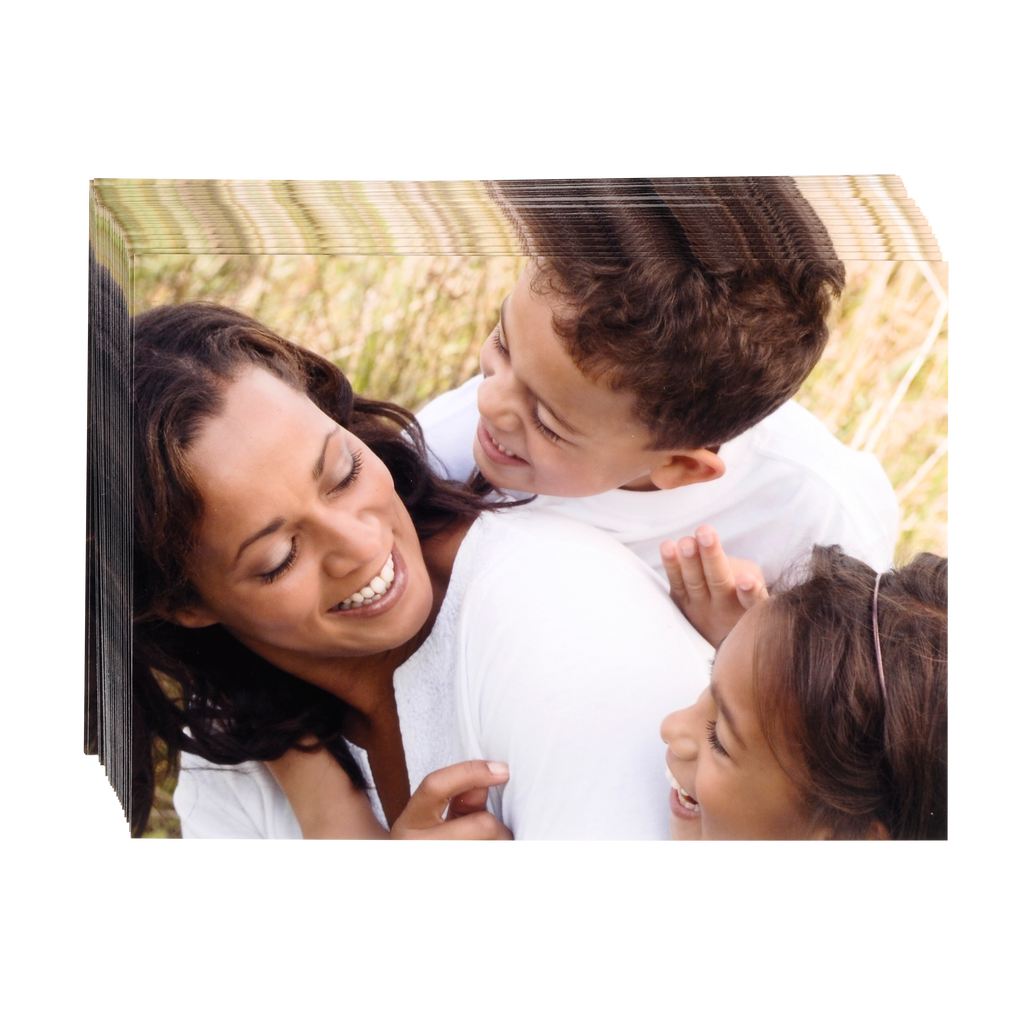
left=706, top=720, right=729, bottom=757
left=259, top=540, right=298, bottom=584
left=531, top=407, right=562, bottom=444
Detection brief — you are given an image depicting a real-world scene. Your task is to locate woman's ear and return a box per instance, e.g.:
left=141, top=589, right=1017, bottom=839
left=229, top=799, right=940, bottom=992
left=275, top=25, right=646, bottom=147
left=168, top=605, right=219, bottom=629
left=649, top=449, right=726, bottom=491
left=808, top=819, right=892, bottom=840
left=864, top=819, right=892, bottom=841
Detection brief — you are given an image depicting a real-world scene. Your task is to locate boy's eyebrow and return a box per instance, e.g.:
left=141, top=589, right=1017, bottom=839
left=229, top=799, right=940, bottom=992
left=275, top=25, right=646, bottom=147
left=710, top=680, right=748, bottom=750
left=500, top=297, right=581, bottom=437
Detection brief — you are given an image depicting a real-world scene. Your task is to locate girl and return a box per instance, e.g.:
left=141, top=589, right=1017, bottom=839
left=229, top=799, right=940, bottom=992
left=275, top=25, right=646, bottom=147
left=660, top=528, right=947, bottom=840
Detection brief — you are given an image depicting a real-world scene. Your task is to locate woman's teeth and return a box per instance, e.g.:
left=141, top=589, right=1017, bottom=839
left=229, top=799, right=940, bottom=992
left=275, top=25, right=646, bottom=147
left=337, top=555, right=395, bottom=609
left=665, top=767, right=700, bottom=810
left=489, top=433, right=519, bottom=458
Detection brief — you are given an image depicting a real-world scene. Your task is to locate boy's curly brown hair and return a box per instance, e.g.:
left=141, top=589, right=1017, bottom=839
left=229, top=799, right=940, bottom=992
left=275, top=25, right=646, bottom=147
left=491, top=178, right=846, bottom=450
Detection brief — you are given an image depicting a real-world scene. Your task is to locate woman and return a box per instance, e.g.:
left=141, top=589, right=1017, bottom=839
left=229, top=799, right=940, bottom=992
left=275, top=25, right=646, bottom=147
left=133, top=303, right=711, bottom=838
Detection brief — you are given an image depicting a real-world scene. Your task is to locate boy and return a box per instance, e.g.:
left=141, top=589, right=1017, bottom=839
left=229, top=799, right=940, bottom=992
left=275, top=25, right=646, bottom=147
left=416, top=178, right=898, bottom=584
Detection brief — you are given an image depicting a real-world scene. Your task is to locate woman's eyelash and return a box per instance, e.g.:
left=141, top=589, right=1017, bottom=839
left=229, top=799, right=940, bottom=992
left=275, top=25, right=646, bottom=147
left=329, top=450, right=362, bottom=494
left=259, top=451, right=363, bottom=585
left=706, top=720, right=728, bottom=756
left=260, top=541, right=298, bottom=584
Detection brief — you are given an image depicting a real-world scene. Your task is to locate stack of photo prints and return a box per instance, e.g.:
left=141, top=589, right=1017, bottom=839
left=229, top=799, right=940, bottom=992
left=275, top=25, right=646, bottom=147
left=83, top=172, right=946, bottom=835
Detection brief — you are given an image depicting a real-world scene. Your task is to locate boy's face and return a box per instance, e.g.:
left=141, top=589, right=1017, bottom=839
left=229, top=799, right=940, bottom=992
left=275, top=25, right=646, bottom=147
left=473, top=266, right=671, bottom=497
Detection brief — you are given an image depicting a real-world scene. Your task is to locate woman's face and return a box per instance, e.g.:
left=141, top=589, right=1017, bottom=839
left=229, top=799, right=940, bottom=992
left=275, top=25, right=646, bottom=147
left=176, top=367, right=435, bottom=663
left=660, top=605, right=816, bottom=840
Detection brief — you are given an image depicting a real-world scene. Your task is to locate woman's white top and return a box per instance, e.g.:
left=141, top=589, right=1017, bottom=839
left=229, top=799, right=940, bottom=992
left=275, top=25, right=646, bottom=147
left=175, top=507, right=713, bottom=839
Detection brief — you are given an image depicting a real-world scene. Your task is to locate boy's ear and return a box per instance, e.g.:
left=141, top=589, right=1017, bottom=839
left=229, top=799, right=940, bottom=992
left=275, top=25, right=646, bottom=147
left=168, top=605, right=219, bottom=629
left=649, top=449, right=726, bottom=491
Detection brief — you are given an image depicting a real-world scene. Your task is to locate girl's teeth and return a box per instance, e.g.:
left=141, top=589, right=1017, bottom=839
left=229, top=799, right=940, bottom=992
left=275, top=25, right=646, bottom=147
left=339, top=555, right=395, bottom=609
left=665, top=766, right=699, bottom=808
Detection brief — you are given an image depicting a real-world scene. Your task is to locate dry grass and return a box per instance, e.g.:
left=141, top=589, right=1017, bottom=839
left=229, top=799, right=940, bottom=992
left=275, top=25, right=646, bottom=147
left=132, top=254, right=948, bottom=837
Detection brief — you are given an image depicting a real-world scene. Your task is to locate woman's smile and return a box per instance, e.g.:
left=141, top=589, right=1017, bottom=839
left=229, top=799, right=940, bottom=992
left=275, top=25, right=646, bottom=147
left=178, top=367, right=436, bottom=662
left=326, top=547, right=406, bottom=616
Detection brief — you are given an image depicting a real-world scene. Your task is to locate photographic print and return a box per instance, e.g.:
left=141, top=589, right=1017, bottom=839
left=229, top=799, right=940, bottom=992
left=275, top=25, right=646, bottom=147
left=88, top=178, right=947, bottom=840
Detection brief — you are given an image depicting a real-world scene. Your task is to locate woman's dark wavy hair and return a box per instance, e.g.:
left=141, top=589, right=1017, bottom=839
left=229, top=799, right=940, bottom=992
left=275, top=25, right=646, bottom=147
left=754, top=546, right=947, bottom=840
left=131, top=302, right=488, bottom=836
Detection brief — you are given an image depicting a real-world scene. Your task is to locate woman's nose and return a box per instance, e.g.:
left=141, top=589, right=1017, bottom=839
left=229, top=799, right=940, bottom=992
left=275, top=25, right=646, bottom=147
left=318, top=513, right=382, bottom=579
left=660, top=708, right=700, bottom=760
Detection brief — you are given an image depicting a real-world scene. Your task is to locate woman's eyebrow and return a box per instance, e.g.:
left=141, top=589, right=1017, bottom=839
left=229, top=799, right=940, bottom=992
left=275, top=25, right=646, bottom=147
left=710, top=680, right=748, bottom=750
left=500, top=298, right=581, bottom=437
left=313, top=426, right=340, bottom=481
left=234, top=427, right=340, bottom=566
left=235, top=517, right=286, bottom=565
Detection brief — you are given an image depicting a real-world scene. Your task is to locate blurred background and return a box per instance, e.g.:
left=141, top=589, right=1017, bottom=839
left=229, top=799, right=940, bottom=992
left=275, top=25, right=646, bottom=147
left=132, top=253, right=948, bottom=837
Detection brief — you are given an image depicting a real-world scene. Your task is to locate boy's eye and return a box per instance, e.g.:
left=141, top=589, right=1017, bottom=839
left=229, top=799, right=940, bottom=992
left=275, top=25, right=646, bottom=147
left=492, top=326, right=510, bottom=360
left=531, top=407, right=563, bottom=444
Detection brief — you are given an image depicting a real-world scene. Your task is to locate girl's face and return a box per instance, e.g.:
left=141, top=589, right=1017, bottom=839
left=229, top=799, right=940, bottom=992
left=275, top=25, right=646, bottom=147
left=176, top=368, right=435, bottom=664
left=660, top=605, right=816, bottom=840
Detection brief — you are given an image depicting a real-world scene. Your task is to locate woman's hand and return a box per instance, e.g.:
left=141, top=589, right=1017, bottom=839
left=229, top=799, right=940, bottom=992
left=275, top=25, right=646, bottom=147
left=391, top=761, right=512, bottom=840
left=660, top=526, right=769, bottom=648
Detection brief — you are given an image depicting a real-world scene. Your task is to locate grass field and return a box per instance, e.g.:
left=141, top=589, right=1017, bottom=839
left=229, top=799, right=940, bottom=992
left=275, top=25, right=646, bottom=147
left=132, top=255, right=948, bottom=838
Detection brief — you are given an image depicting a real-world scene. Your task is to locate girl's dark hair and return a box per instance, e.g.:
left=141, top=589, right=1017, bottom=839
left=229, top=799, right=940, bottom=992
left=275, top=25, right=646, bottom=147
left=755, top=546, right=947, bottom=840
left=131, top=302, right=488, bottom=836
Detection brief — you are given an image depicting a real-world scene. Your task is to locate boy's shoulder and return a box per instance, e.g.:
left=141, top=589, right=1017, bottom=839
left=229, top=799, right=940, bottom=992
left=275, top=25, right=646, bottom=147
left=414, top=374, right=482, bottom=482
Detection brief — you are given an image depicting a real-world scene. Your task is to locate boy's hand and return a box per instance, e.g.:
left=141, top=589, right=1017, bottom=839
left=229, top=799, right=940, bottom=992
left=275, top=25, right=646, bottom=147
left=391, top=761, right=512, bottom=840
left=267, top=744, right=390, bottom=839
left=660, top=526, right=769, bottom=648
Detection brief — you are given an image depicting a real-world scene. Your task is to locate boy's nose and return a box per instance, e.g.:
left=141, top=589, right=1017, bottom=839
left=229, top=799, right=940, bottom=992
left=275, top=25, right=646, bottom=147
left=660, top=708, right=699, bottom=760
left=477, top=373, right=521, bottom=433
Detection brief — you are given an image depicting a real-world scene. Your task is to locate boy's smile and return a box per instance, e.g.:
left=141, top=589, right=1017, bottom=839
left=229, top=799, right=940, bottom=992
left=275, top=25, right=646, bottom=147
left=472, top=265, right=724, bottom=497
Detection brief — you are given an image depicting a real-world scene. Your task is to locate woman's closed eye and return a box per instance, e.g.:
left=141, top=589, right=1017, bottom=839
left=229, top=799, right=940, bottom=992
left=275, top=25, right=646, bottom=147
left=329, top=449, right=362, bottom=495
left=259, top=540, right=298, bottom=584
left=257, top=451, right=363, bottom=584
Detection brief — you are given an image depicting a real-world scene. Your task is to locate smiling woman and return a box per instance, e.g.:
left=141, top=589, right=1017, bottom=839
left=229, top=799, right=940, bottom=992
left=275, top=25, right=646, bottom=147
left=174, top=369, right=434, bottom=664
left=131, top=303, right=488, bottom=833
left=132, top=302, right=713, bottom=839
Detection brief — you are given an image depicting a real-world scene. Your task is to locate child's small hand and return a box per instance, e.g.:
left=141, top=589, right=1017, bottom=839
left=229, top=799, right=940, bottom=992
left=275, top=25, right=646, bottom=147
left=391, top=761, right=513, bottom=840
left=660, top=526, right=769, bottom=647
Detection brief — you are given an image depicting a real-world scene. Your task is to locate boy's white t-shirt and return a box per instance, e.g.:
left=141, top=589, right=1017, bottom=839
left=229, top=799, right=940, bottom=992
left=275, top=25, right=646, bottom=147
left=414, top=374, right=900, bottom=583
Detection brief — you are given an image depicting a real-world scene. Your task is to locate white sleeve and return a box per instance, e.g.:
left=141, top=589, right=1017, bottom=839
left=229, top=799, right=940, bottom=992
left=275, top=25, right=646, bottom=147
left=455, top=522, right=713, bottom=840
left=414, top=375, right=482, bottom=483
left=174, top=751, right=302, bottom=839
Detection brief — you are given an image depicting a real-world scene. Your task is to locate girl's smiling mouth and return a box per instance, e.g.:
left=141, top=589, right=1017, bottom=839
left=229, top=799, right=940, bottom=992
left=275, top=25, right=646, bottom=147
left=665, top=764, right=701, bottom=819
left=327, top=547, right=408, bottom=618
